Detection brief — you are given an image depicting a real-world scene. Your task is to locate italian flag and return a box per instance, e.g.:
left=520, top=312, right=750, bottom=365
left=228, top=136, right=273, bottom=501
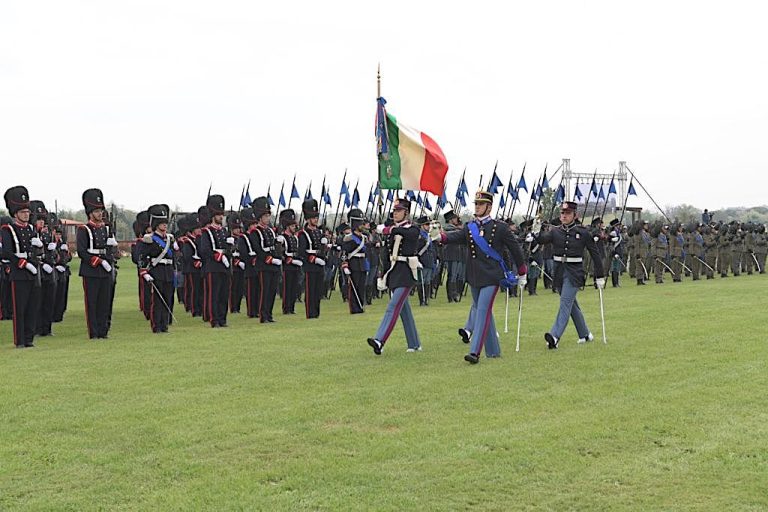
left=378, top=112, right=449, bottom=196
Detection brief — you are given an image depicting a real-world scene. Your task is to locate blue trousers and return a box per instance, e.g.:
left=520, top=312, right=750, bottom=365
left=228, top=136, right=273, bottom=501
left=447, top=261, right=465, bottom=283
left=466, top=285, right=501, bottom=357
left=374, top=287, right=421, bottom=349
left=550, top=274, right=590, bottom=339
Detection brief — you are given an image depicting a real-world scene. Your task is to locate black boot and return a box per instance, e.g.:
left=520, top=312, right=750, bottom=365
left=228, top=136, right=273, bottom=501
left=611, top=271, right=620, bottom=288
left=446, top=282, right=454, bottom=303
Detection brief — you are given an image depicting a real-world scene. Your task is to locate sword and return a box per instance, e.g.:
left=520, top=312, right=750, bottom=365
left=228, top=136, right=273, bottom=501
left=347, top=273, right=364, bottom=311
left=504, top=288, right=509, bottom=334
left=149, top=279, right=179, bottom=325
left=695, top=256, right=715, bottom=273
left=597, top=285, right=607, bottom=344
left=515, top=286, right=523, bottom=352
left=751, top=252, right=761, bottom=273
left=639, top=260, right=649, bottom=280
left=656, top=258, right=675, bottom=274
left=679, top=260, right=693, bottom=274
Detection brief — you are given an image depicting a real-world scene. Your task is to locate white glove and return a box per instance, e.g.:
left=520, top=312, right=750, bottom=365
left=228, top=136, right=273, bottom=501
left=143, top=234, right=153, bottom=243
left=142, top=273, right=154, bottom=282
left=237, top=261, right=246, bottom=270
left=25, top=262, right=38, bottom=275
left=611, top=236, right=619, bottom=242
left=101, top=260, right=113, bottom=272
left=56, top=265, right=66, bottom=273
left=60, top=244, right=69, bottom=252
left=42, top=263, right=53, bottom=274
left=525, top=233, right=534, bottom=243
left=173, top=242, right=180, bottom=251
left=275, top=235, right=286, bottom=244
left=30, top=237, right=43, bottom=248
left=291, top=259, right=303, bottom=267
left=595, top=278, right=606, bottom=289
left=517, top=275, right=527, bottom=288
left=221, top=255, right=230, bottom=268
left=343, top=267, right=351, bottom=275
left=530, top=260, right=539, bottom=267
left=320, top=237, right=328, bottom=245
left=593, top=236, right=599, bottom=242
left=614, top=254, right=620, bottom=259
left=271, top=258, right=282, bottom=266
left=314, top=257, right=326, bottom=266
left=47, top=242, right=57, bottom=251
left=106, top=237, right=118, bottom=247
left=226, top=237, right=235, bottom=245
left=429, top=222, right=442, bottom=241
left=376, top=224, right=386, bottom=234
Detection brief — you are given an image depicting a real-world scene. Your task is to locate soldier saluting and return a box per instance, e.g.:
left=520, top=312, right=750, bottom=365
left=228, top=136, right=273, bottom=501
left=1, top=186, right=41, bottom=348
left=77, top=188, right=117, bottom=340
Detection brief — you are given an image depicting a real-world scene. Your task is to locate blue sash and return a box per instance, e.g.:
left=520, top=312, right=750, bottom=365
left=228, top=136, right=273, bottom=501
left=468, top=221, right=518, bottom=289
left=152, top=233, right=174, bottom=258
left=350, top=233, right=370, bottom=272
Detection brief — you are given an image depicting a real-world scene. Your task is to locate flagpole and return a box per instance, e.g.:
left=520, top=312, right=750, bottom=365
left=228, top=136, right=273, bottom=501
left=330, top=169, right=347, bottom=233
left=618, top=177, right=634, bottom=226
left=275, top=181, right=284, bottom=221
left=452, top=167, right=466, bottom=213
left=600, top=171, right=616, bottom=220
left=581, top=169, right=597, bottom=221
left=624, top=165, right=672, bottom=223
left=507, top=162, right=526, bottom=220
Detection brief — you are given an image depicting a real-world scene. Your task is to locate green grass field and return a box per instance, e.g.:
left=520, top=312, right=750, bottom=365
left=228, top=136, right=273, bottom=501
left=1, top=273, right=767, bottom=511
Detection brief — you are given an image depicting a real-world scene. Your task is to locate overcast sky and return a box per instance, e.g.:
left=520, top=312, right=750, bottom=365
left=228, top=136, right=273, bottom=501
left=1, top=1, right=766, bottom=216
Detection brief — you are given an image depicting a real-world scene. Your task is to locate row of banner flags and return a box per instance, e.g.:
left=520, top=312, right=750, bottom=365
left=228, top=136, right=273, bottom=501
left=233, top=92, right=639, bottom=219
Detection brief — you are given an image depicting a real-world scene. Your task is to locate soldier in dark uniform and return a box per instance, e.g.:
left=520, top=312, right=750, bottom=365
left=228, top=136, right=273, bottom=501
left=366, top=198, right=423, bottom=355
left=0, top=215, right=13, bottom=322
left=653, top=223, right=670, bottom=283
left=755, top=224, right=767, bottom=274
left=297, top=199, right=326, bottom=319
left=237, top=207, right=260, bottom=319
left=670, top=224, right=685, bottom=282
left=532, top=201, right=605, bottom=349
left=198, top=194, right=231, bottom=328
left=442, top=210, right=465, bottom=302
left=51, top=214, right=72, bottom=323
left=250, top=197, right=281, bottom=323
left=439, top=191, right=527, bottom=363
left=178, top=214, right=204, bottom=317
left=77, top=188, right=117, bottom=339
left=30, top=200, right=57, bottom=336
left=1, top=186, right=41, bottom=347
left=365, top=225, right=382, bottom=305
left=138, top=204, right=177, bottom=333
left=276, top=208, right=303, bottom=315
left=416, top=215, right=436, bottom=306
left=607, top=219, right=623, bottom=288
left=130, top=211, right=151, bottom=319
left=228, top=212, right=245, bottom=314
left=340, top=208, right=369, bottom=314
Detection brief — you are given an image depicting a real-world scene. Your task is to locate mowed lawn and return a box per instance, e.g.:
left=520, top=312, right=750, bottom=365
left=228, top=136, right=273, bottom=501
left=1, top=272, right=767, bottom=511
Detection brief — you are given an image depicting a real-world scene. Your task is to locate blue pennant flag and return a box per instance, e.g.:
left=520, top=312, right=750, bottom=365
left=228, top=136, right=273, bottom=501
left=267, top=193, right=274, bottom=206
left=460, top=177, right=468, bottom=194
left=458, top=194, right=467, bottom=207
left=598, top=186, right=605, bottom=201
left=351, top=188, right=360, bottom=207
left=608, top=179, right=617, bottom=196
left=437, top=190, right=447, bottom=209
left=487, top=172, right=503, bottom=194
left=517, top=173, right=528, bottom=193
left=406, top=190, right=416, bottom=201
left=416, top=193, right=423, bottom=207
left=509, top=187, right=518, bottom=201
left=628, top=181, right=637, bottom=196
left=323, top=189, right=332, bottom=206
left=305, top=188, right=313, bottom=200
left=424, top=196, right=433, bottom=211
left=555, top=184, right=565, bottom=203
left=498, top=193, right=506, bottom=209
left=574, top=185, right=583, bottom=200
left=590, top=178, right=598, bottom=198
left=386, top=189, right=394, bottom=201
left=340, top=180, right=348, bottom=196
left=241, top=190, right=252, bottom=208
left=291, top=182, right=300, bottom=199
left=344, top=191, right=351, bottom=207
left=535, top=183, right=542, bottom=199
left=541, top=171, right=549, bottom=190
left=278, top=187, right=286, bottom=207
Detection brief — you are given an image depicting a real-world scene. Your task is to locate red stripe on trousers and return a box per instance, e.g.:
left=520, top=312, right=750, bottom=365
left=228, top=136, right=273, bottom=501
left=82, top=278, right=93, bottom=338
left=11, top=281, right=18, bottom=346
left=381, top=287, right=410, bottom=344
left=475, top=286, right=499, bottom=355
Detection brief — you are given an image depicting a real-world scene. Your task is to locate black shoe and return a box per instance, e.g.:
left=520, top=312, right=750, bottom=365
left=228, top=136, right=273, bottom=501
left=544, top=332, right=559, bottom=350
left=458, top=328, right=471, bottom=344
left=25, top=343, right=35, bottom=348
left=464, top=353, right=479, bottom=364
left=367, top=337, right=382, bottom=355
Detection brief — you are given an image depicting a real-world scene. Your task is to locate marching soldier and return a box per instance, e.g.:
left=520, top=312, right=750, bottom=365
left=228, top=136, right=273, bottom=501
left=1, top=186, right=41, bottom=347
left=77, top=188, right=117, bottom=340
left=198, top=195, right=231, bottom=328
left=251, top=197, right=281, bottom=323
left=297, top=199, right=326, bottom=319
left=277, top=208, right=303, bottom=314
left=532, top=201, right=605, bottom=349
left=51, top=214, right=72, bottom=323
left=439, top=191, right=527, bottom=363
left=138, top=204, right=177, bottom=333
left=340, top=208, right=369, bottom=314
left=366, top=198, right=423, bottom=355
left=416, top=216, right=437, bottom=306
left=228, top=212, right=245, bottom=313
left=442, top=210, right=465, bottom=302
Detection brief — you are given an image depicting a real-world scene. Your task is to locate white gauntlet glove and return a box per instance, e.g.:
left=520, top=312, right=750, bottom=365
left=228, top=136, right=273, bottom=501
left=30, top=237, right=43, bottom=248
left=525, top=233, right=534, bottom=243
left=429, top=221, right=442, bottom=241
left=275, top=235, right=286, bottom=244
left=56, top=265, right=66, bottom=273
left=47, top=242, right=57, bottom=251
left=106, top=237, right=118, bottom=247
left=101, top=260, right=113, bottom=272
left=237, top=261, right=246, bottom=270
left=271, top=258, right=282, bottom=266
left=595, top=277, right=606, bottom=289
left=25, top=262, right=38, bottom=275
left=42, top=263, right=53, bottom=274
left=142, top=273, right=154, bottom=282
left=291, top=259, right=303, bottom=267
left=376, top=224, right=386, bottom=234
left=517, top=274, right=527, bottom=288
left=173, top=242, right=180, bottom=251
left=530, top=260, right=539, bottom=267
left=60, top=243, right=69, bottom=252
left=314, top=257, right=326, bottom=266
left=221, top=255, right=230, bottom=268
left=226, top=237, right=235, bottom=245
left=343, top=267, right=351, bottom=275
left=320, top=237, right=328, bottom=245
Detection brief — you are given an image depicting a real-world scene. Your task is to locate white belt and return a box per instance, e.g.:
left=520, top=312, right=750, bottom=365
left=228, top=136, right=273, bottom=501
left=350, top=253, right=366, bottom=258
left=284, top=251, right=295, bottom=257
left=15, top=252, right=28, bottom=258
left=87, top=248, right=107, bottom=255
left=306, top=249, right=318, bottom=254
left=396, top=256, right=416, bottom=262
left=553, top=255, right=582, bottom=263
left=154, top=259, right=173, bottom=265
